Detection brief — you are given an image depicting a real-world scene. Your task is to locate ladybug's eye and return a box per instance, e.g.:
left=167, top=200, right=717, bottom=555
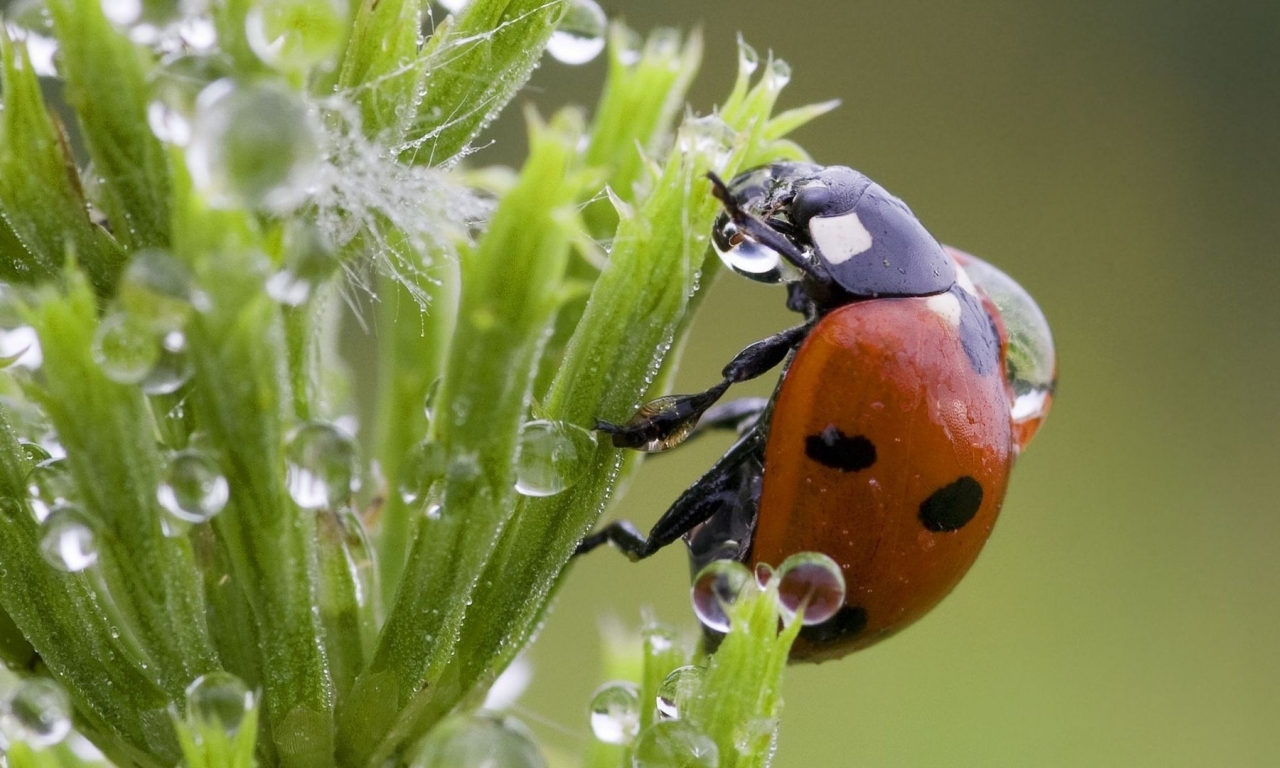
left=957, top=253, right=1056, bottom=451
left=711, top=214, right=804, bottom=284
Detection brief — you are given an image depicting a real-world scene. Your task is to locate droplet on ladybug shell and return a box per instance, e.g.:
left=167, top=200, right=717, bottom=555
left=950, top=247, right=1056, bottom=452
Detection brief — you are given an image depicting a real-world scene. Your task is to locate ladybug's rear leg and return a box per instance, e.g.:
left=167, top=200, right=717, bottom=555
left=576, top=432, right=764, bottom=560
left=596, top=326, right=805, bottom=451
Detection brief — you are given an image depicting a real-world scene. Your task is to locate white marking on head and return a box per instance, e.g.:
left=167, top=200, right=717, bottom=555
left=926, top=292, right=963, bottom=327
left=809, top=211, right=873, bottom=265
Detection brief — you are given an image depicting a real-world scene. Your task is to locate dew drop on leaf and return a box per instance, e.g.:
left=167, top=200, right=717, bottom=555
left=514, top=420, right=596, bottom=497
left=39, top=505, right=100, bottom=573
left=0, top=678, right=72, bottom=748
left=588, top=681, right=641, bottom=745
left=547, top=0, right=606, bottom=65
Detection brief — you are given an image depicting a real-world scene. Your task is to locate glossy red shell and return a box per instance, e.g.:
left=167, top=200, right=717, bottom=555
left=750, top=294, right=1015, bottom=661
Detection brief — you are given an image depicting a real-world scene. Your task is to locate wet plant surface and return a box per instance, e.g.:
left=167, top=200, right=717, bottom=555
left=0, top=0, right=842, bottom=765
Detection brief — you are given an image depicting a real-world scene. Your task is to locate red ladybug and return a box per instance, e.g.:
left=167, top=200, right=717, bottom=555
left=578, top=163, right=1055, bottom=661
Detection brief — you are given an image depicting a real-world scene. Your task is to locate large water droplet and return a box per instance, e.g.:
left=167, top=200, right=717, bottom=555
left=677, top=116, right=735, bottom=172
left=119, top=250, right=205, bottom=331
left=185, top=672, right=253, bottom=736
left=157, top=449, right=228, bottom=525
left=92, top=311, right=159, bottom=384
left=245, top=0, right=349, bottom=73
left=690, top=560, right=753, bottom=633
left=147, top=52, right=233, bottom=146
left=186, top=80, right=322, bottom=212
left=631, top=720, right=719, bottom=768
left=27, top=457, right=73, bottom=522
left=398, top=440, right=447, bottom=505
left=514, top=420, right=597, bottom=497
left=408, top=713, right=547, bottom=768
left=265, top=222, right=339, bottom=306
left=547, top=0, right=606, bottom=65
left=0, top=678, right=72, bottom=748
left=950, top=248, right=1056, bottom=452
left=589, top=681, right=641, bottom=745
left=39, top=505, right=100, bottom=572
left=711, top=215, right=801, bottom=285
left=655, top=666, right=704, bottom=721
left=286, top=422, right=358, bottom=510
left=140, top=331, right=193, bottom=395
left=775, top=551, right=846, bottom=626
left=436, top=0, right=467, bottom=13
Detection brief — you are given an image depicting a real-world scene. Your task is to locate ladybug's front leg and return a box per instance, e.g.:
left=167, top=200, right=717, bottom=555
left=575, top=431, right=764, bottom=561
left=596, top=325, right=806, bottom=451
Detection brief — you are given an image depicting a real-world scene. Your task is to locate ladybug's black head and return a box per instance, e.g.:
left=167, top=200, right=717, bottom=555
left=712, top=163, right=956, bottom=307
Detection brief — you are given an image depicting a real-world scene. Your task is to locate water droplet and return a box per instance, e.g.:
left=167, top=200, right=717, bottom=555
left=436, top=0, right=467, bottom=13
left=185, top=672, right=253, bottom=735
left=775, top=551, right=846, bottom=625
left=39, top=504, right=100, bottom=572
left=398, top=440, right=447, bottom=505
left=655, top=666, right=704, bottom=721
left=92, top=311, right=159, bottom=384
left=186, top=80, right=322, bottom=212
left=691, top=560, right=753, bottom=633
left=951, top=248, right=1056, bottom=452
left=711, top=215, right=801, bottom=285
left=147, top=52, right=233, bottom=146
left=736, top=36, right=759, bottom=77
left=514, top=420, right=597, bottom=497
left=157, top=449, right=228, bottom=524
left=766, top=57, right=791, bottom=89
left=589, top=681, right=641, bottom=745
left=677, top=115, right=735, bottom=172
left=0, top=678, right=72, bottom=748
left=408, top=712, right=547, bottom=768
left=245, top=0, right=349, bottom=73
left=422, top=378, right=442, bottom=425
left=141, top=331, right=193, bottom=395
left=19, top=441, right=52, bottom=464
left=26, top=458, right=72, bottom=522
left=631, top=720, right=719, bottom=768
left=286, top=422, right=358, bottom=510
left=265, top=222, right=339, bottom=306
left=547, top=0, right=606, bottom=65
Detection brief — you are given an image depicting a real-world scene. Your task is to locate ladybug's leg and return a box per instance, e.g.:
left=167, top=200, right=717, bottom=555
left=597, top=326, right=805, bottom=451
left=576, top=433, right=763, bottom=560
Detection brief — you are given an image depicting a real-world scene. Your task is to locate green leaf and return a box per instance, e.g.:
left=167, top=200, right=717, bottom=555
left=338, top=0, right=426, bottom=140
left=339, top=109, right=585, bottom=767
left=0, top=30, right=123, bottom=292
left=46, top=0, right=172, bottom=251
left=402, top=0, right=565, bottom=163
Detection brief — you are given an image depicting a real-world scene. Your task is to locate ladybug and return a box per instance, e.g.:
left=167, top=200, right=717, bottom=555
left=577, top=163, right=1056, bottom=661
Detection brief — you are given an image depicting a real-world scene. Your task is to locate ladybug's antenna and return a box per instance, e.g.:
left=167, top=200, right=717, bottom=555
left=707, top=172, right=830, bottom=284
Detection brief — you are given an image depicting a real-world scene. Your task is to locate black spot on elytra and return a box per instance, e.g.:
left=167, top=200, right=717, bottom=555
left=955, top=286, right=1001, bottom=377
left=805, top=425, right=876, bottom=471
left=919, top=476, right=984, bottom=532
left=798, top=604, right=869, bottom=645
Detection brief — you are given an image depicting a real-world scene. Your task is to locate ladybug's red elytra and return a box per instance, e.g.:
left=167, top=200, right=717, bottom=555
left=577, top=163, right=1056, bottom=661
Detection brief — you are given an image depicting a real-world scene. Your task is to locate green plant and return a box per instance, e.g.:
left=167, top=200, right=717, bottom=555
left=0, top=1, right=834, bottom=765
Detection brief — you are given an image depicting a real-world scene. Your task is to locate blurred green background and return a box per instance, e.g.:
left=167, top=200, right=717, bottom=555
left=497, top=1, right=1280, bottom=765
